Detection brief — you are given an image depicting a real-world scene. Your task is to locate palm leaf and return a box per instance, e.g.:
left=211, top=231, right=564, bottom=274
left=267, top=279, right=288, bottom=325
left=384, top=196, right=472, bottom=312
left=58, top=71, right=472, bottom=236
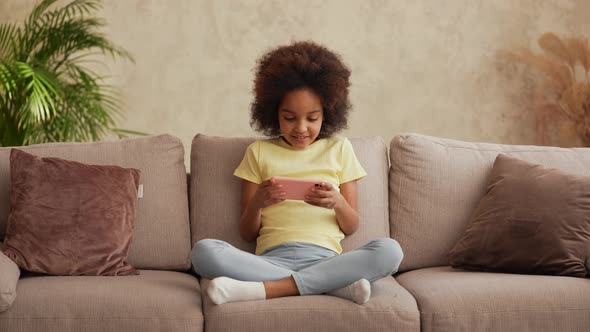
left=112, top=128, right=149, bottom=138
left=0, top=23, right=18, bottom=60
left=61, top=0, right=103, bottom=18
left=0, top=63, right=18, bottom=101
left=15, top=61, right=61, bottom=125
left=29, top=0, right=59, bottom=22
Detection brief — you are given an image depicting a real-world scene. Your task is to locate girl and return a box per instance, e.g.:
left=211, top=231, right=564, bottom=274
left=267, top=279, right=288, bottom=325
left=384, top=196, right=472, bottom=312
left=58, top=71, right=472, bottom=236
left=192, top=41, right=403, bottom=305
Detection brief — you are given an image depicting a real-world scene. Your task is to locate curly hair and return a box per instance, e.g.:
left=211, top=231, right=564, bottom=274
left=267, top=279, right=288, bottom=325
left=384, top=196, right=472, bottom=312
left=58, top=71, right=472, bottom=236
left=250, top=41, right=352, bottom=138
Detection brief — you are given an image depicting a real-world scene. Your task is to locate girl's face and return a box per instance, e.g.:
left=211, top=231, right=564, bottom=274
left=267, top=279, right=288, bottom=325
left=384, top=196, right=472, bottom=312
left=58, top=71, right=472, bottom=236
left=278, top=88, right=324, bottom=150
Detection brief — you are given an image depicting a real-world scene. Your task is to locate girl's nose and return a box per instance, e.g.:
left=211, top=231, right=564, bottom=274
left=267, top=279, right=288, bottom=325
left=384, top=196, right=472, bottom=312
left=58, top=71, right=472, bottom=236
left=296, top=121, right=308, bottom=132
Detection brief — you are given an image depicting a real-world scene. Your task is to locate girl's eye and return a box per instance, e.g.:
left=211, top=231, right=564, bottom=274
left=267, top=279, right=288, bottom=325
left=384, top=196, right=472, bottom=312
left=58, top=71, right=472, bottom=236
left=284, top=117, right=295, bottom=121
left=308, top=118, right=319, bottom=122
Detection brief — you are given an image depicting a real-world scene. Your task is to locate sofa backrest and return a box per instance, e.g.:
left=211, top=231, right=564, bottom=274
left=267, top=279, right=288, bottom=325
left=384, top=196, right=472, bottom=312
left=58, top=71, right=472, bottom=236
left=0, top=134, right=191, bottom=270
left=190, top=134, right=389, bottom=253
left=389, top=133, right=590, bottom=272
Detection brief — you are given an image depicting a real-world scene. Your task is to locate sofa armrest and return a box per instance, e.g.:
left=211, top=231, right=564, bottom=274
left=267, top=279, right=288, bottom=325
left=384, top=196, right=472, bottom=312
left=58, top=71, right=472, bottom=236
left=0, top=248, right=20, bottom=312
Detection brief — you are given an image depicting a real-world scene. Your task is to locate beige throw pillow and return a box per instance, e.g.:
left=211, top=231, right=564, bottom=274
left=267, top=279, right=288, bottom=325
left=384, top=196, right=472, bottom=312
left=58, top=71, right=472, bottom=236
left=448, top=154, right=590, bottom=278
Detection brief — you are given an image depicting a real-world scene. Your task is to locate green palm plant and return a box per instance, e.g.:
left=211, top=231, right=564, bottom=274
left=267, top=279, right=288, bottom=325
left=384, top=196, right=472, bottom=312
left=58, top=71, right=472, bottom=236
left=0, top=0, right=139, bottom=147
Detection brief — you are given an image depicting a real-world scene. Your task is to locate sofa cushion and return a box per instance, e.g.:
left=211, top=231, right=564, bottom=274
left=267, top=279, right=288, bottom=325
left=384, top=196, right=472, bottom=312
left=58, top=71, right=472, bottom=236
left=389, top=134, right=590, bottom=272
left=0, top=270, right=203, bottom=332
left=448, top=154, right=590, bottom=278
left=397, top=266, right=590, bottom=332
left=0, top=135, right=191, bottom=270
left=0, top=244, right=19, bottom=312
left=3, top=149, right=140, bottom=276
left=200, top=276, right=419, bottom=332
left=190, top=134, right=389, bottom=253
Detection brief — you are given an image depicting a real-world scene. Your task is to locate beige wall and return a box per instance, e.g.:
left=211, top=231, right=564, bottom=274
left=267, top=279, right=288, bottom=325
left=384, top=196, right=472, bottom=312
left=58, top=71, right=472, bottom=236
left=2, top=0, right=590, bottom=162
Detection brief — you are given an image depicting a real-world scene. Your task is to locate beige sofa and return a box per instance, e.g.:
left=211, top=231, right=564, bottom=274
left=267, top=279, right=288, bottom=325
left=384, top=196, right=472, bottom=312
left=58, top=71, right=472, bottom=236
left=0, top=133, right=589, bottom=331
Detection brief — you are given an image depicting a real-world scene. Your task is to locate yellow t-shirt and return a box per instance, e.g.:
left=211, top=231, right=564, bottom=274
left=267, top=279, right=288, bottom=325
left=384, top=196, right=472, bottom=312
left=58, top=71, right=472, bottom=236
left=233, top=136, right=366, bottom=255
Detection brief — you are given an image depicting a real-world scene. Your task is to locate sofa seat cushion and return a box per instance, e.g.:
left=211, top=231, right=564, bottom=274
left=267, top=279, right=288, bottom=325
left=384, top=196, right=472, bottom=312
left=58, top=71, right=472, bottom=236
left=200, top=276, right=419, bottom=332
left=0, top=270, right=203, bottom=332
left=397, top=266, right=590, bottom=332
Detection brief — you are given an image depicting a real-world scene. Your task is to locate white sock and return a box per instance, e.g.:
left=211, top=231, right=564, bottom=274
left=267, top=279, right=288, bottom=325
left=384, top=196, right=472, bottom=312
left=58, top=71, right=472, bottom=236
left=327, top=279, right=371, bottom=304
left=207, top=277, right=266, bottom=305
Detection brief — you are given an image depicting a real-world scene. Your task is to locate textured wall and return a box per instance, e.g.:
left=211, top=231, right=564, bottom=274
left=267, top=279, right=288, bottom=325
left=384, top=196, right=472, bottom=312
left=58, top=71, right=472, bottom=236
left=2, top=0, right=590, bottom=163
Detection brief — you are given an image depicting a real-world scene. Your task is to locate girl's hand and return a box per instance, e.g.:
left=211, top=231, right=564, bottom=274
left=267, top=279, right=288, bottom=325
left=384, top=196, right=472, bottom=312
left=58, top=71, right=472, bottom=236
left=304, top=182, right=344, bottom=209
left=252, top=178, right=286, bottom=209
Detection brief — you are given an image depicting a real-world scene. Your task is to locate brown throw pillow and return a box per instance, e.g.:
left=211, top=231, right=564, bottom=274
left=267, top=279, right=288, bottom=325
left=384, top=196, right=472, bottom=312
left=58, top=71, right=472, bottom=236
left=2, top=149, right=140, bottom=276
left=448, top=154, right=590, bottom=278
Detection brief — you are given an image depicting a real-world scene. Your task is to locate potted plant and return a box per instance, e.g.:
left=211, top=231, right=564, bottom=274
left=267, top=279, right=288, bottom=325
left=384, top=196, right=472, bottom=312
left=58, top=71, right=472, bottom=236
left=0, top=0, right=140, bottom=147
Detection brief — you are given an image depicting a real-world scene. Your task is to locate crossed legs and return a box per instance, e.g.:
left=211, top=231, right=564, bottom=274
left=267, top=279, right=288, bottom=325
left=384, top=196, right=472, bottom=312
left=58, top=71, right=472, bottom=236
left=191, top=238, right=403, bottom=305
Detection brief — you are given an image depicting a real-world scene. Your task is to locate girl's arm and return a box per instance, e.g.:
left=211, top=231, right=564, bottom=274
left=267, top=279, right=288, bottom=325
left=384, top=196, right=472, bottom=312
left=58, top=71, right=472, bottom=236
left=335, top=180, right=360, bottom=235
left=239, top=179, right=286, bottom=242
left=239, top=181, right=262, bottom=242
left=304, top=180, right=360, bottom=235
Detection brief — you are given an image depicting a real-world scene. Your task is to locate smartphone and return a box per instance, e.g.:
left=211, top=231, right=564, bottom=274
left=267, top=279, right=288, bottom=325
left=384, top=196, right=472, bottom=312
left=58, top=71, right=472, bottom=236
left=272, top=176, right=323, bottom=201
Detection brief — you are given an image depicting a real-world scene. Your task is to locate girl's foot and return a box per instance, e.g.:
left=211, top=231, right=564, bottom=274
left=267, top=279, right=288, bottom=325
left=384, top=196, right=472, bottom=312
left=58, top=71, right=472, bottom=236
left=327, top=279, right=371, bottom=304
left=207, top=277, right=266, bottom=305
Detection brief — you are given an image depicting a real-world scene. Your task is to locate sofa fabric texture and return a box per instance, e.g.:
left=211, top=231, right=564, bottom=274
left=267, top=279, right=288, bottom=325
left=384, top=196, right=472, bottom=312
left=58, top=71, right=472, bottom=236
left=0, top=135, right=191, bottom=270
left=3, top=149, right=140, bottom=276
left=200, top=277, right=419, bottom=332
left=189, top=134, right=390, bottom=252
left=0, top=270, right=203, bottom=332
left=0, top=245, right=19, bottom=312
left=448, top=154, right=590, bottom=277
left=389, top=134, right=590, bottom=272
left=397, top=266, right=590, bottom=332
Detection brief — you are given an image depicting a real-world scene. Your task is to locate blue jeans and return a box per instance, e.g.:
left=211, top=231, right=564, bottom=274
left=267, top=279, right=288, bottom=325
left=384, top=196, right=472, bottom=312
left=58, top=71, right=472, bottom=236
left=191, top=238, right=403, bottom=295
